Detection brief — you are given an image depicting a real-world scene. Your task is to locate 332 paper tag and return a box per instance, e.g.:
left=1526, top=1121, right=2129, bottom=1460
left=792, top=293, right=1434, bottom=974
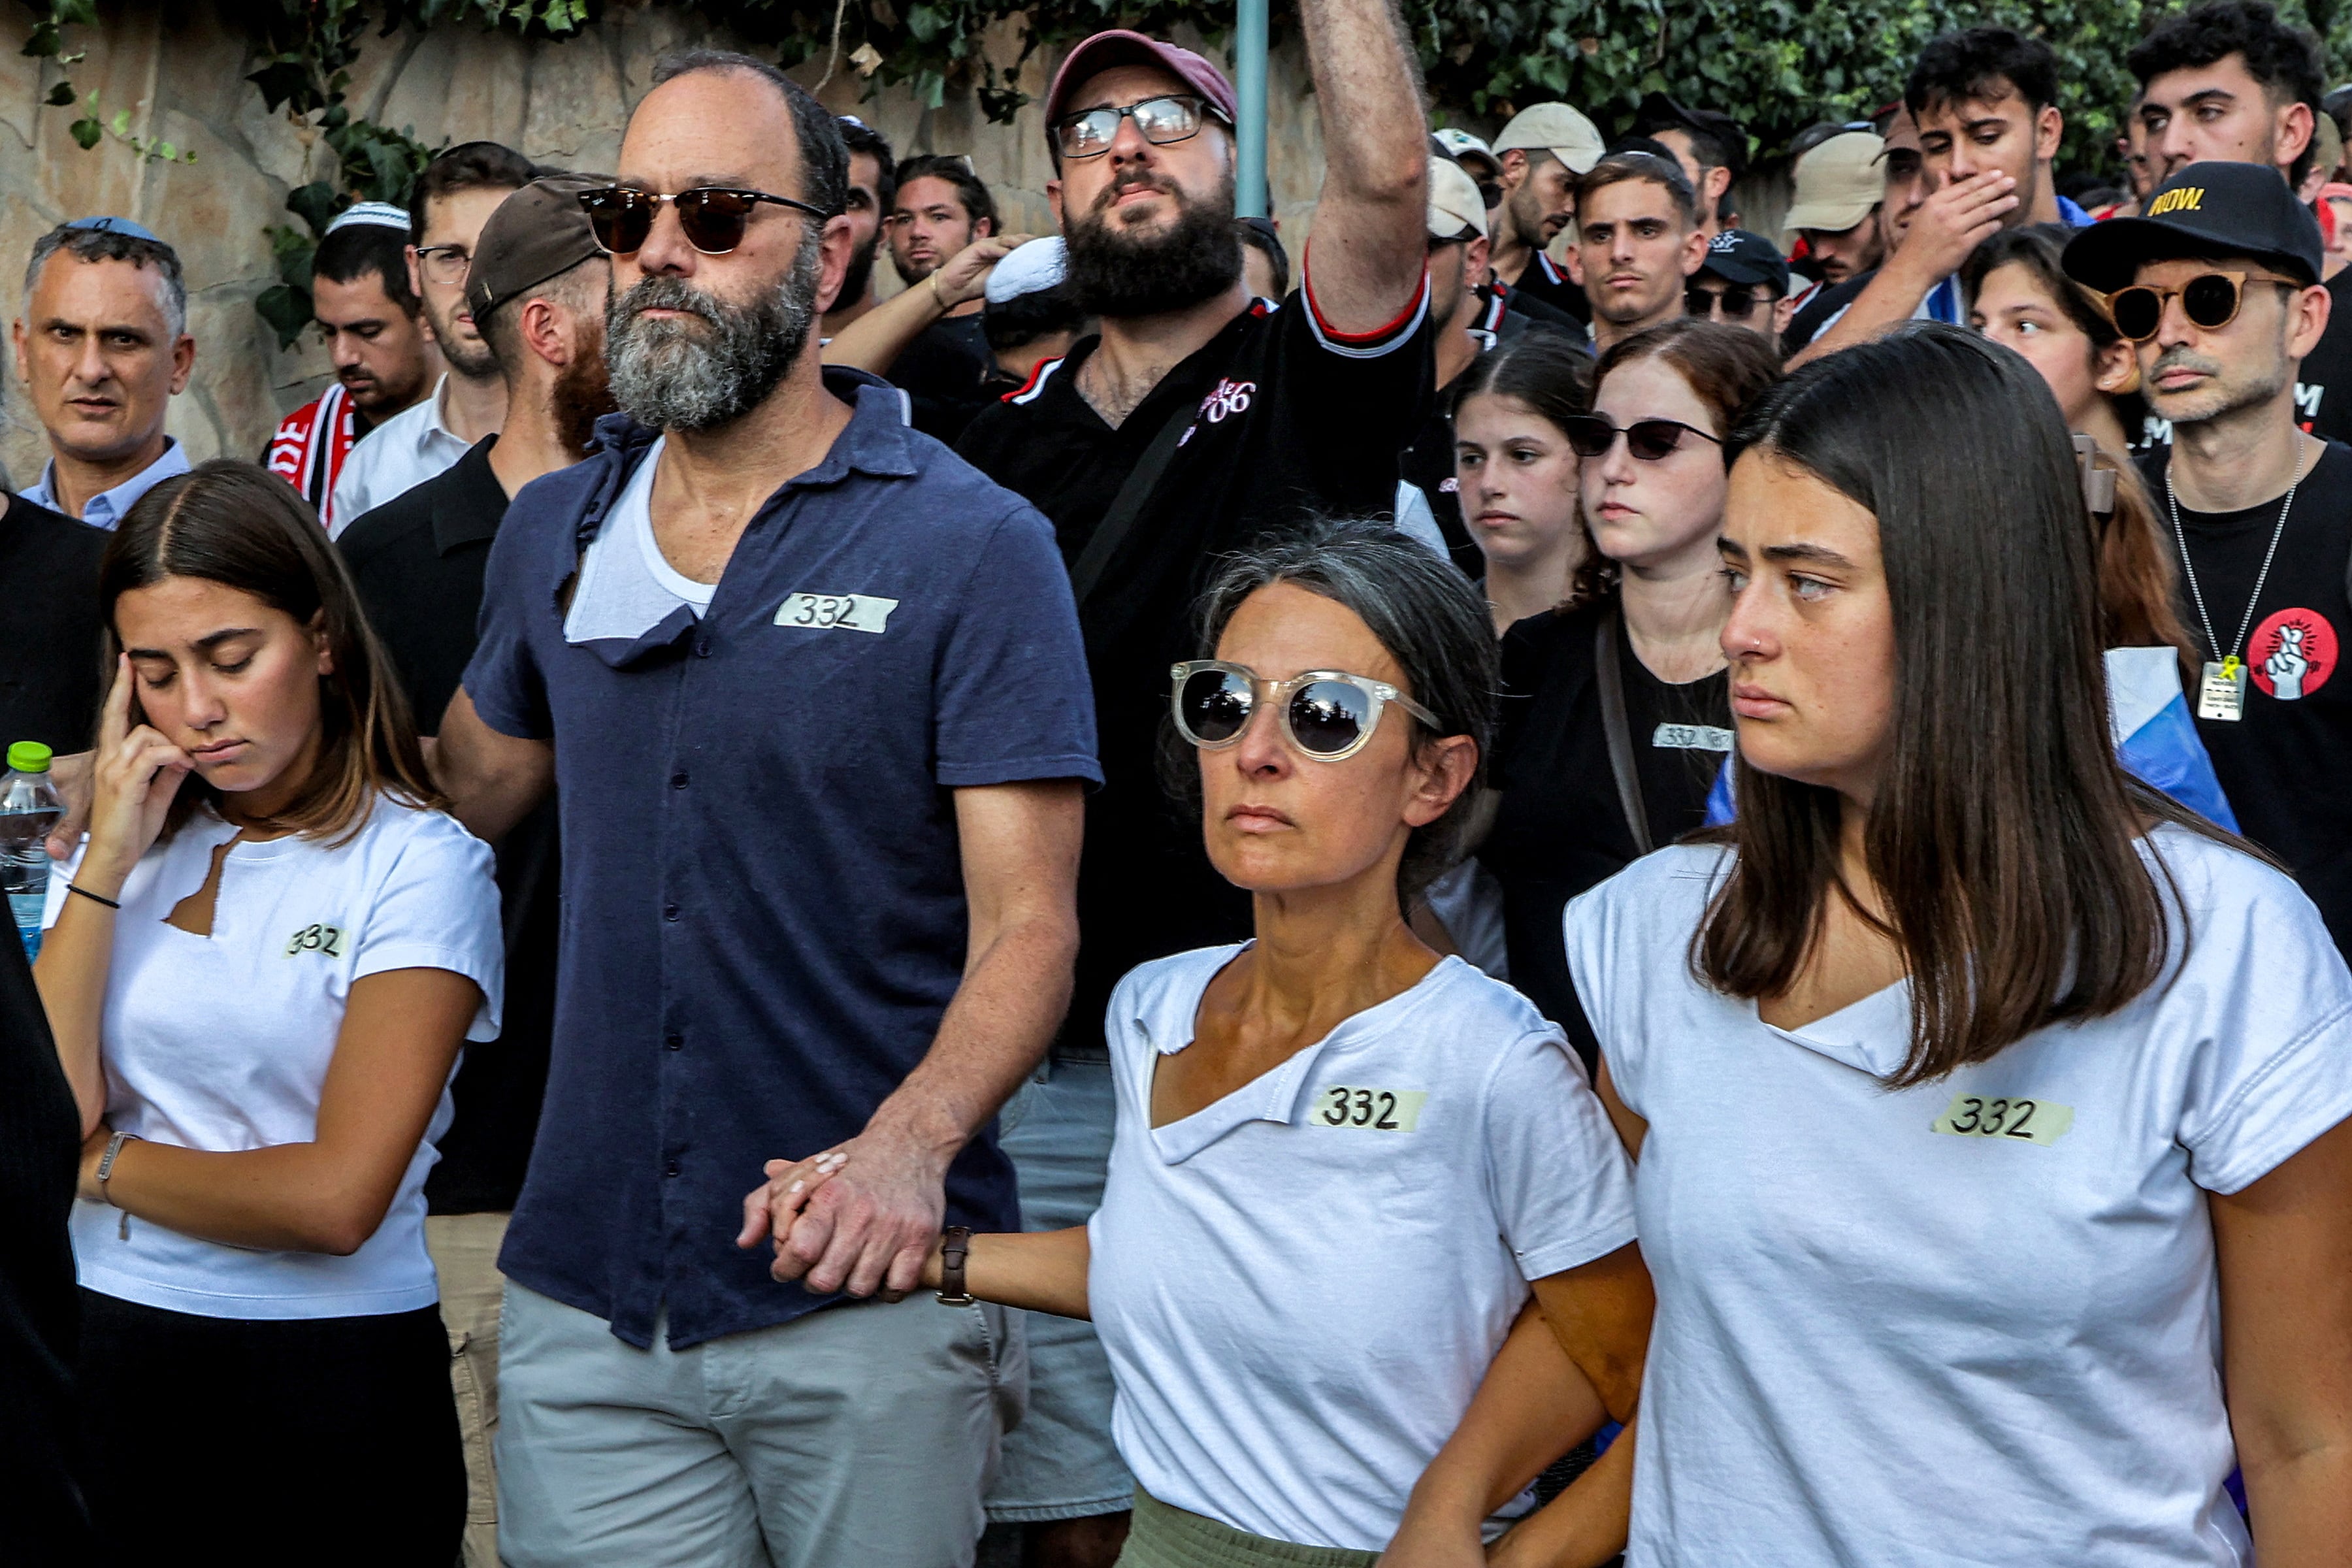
left=775, top=592, right=898, bottom=634
left=1931, top=1094, right=2074, bottom=1147
left=1310, top=1085, right=1428, bottom=1132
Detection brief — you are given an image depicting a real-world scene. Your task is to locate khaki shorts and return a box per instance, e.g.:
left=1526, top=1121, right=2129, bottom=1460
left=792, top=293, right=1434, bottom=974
left=1117, top=1491, right=1383, bottom=1568
left=497, top=1281, right=1026, bottom=1568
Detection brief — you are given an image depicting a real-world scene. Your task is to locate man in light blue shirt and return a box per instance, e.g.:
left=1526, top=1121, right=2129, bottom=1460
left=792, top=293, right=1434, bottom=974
left=11, top=217, right=192, bottom=529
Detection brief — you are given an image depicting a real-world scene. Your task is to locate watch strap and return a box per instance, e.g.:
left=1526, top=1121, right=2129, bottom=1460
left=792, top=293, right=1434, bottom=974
left=936, top=1225, right=975, bottom=1305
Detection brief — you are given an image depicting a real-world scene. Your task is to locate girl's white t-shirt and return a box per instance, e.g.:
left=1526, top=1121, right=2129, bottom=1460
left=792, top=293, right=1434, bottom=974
left=46, top=797, right=503, bottom=1320
left=1088, top=947, right=1638, bottom=1552
left=1565, top=826, right=2352, bottom=1568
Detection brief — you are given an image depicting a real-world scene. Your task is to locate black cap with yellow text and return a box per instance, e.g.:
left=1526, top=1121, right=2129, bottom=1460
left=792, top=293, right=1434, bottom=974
left=2062, top=161, right=2323, bottom=294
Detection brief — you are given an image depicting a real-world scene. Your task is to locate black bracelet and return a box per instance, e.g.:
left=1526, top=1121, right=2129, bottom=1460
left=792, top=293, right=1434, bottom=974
left=67, top=883, right=120, bottom=910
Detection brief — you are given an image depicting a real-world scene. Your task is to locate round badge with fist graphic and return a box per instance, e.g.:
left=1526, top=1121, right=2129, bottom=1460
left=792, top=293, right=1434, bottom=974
left=2247, top=608, right=2338, bottom=700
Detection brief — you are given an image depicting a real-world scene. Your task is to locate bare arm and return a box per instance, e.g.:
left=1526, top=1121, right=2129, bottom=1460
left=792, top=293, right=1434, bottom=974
left=82, top=967, right=480, bottom=1254
left=910, top=1224, right=1093, bottom=1319
left=741, top=778, right=1084, bottom=1298
left=433, top=687, right=554, bottom=846
left=1595, top=1055, right=1647, bottom=1160
left=1784, top=170, right=2017, bottom=371
left=1294, top=0, right=1429, bottom=334
left=35, top=660, right=193, bottom=1133
left=1386, top=1245, right=1653, bottom=1567
left=2212, top=1115, right=2352, bottom=1565
left=821, top=235, right=1027, bottom=374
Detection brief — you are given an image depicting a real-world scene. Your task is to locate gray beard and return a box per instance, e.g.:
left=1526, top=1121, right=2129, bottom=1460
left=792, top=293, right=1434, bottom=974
left=604, top=233, right=821, bottom=433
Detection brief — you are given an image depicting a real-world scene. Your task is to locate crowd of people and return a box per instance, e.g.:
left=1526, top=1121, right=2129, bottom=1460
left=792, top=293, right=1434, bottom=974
left=0, top=1, right=2349, bottom=1565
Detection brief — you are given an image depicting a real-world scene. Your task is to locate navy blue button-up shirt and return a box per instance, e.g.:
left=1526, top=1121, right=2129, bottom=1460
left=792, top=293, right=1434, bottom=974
left=466, top=373, right=1099, bottom=1348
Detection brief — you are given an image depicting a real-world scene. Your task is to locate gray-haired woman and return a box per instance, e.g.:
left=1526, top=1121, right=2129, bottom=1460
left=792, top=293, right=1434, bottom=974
left=749, top=521, right=1654, bottom=1567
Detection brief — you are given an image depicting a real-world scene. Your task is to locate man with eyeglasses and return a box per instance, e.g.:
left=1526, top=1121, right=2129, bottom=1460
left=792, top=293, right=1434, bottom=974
left=329, top=142, right=540, bottom=529
left=1686, top=229, right=1794, bottom=344
left=430, top=48, right=1096, bottom=1568
left=952, top=12, right=1428, bottom=1565
left=2064, top=161, right=2352, bottom=964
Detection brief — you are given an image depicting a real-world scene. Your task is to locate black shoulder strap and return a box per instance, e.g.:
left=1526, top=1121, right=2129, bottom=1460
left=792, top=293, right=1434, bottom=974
left=1070, top=399, right=1196, bottom=612
left=1595, top=602, right=1654, bottom=857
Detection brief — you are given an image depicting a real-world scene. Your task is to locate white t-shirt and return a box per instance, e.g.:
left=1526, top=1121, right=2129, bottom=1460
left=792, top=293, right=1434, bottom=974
left=327, top=374, right=472, bottom=534
left=1089, top=945, right=1638, bottom=1551
left=47, top=797, right=503, bottom=1320
left=1565, top=828, right=2352, bottom=1568
left=562, top=436, right=718, bottom=643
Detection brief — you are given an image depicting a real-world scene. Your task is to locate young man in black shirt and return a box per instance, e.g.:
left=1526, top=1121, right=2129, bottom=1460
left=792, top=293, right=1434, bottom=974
left=883, top=155, right=1002, bottom=442
left=953, top=11, right=1429, bottom=1563
left=336, top=176, right=610, bottom=1568
left=2066, top=162, right=2352, bottom=959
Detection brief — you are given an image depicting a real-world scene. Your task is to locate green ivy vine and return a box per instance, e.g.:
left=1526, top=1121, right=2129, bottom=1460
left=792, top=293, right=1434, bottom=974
left=15, top=1, right=2352, bottom=346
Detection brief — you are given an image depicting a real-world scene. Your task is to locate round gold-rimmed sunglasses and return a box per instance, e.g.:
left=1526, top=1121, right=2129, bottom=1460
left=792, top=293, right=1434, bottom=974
left=2104, top=269, right=2307, bottom=342
left=1171, top=660, right=1441, bottom=762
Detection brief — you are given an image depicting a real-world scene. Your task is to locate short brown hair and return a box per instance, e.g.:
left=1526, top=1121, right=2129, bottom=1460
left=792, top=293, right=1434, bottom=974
left=1575, top=151, right=1697, bottom=229
left=101, top=461, right=439, bottom=844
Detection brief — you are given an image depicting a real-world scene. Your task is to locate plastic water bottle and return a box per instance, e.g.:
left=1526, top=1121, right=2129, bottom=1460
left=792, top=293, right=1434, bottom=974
left=2, top=742, right=65, bottom=962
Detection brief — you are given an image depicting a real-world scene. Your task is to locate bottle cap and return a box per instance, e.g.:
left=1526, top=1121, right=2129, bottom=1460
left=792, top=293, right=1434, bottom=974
left=7, top=741, right=54, bottom=773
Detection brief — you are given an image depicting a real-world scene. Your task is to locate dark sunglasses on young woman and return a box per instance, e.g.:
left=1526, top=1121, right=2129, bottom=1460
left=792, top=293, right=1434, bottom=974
left=2104, top=269, right=2307, bottom=342
left=1558, top=415, right=1723, bottom=463
left=576, top=184, right=834, bottom=257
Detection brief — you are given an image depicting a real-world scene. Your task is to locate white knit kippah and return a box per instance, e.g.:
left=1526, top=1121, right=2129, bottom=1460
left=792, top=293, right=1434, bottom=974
left=324, top=201, right=412, bottom=236
left=984, top=237, right=1068, bottom=306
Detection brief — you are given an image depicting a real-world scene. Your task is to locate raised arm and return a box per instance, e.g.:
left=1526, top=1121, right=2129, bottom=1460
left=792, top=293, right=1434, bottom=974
left=745, top=777, right=1083, bottom=1299
left=82, top=966, right=480, bottom=1254
left=822, top=233, right=1027, bottom=374
left=1784, top=169, right=2015, bottom=370
left=2212, top=1115, right=2352, bottom=1565
left=1294, top=0, right=1429, bottom=333
left=433, top=687, right=555, bottom=846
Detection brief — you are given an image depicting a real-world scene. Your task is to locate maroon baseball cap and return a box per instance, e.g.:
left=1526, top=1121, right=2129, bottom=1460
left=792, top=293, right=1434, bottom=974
left=1043, top=29, right=1239, bottom=144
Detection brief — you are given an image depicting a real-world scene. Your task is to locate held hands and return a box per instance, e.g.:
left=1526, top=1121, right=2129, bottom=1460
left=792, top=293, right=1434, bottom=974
left=1896, top=171, right=2018, bottom=281
left=930, top=233, right=1035, bottom=312
left=79, top=657, right=193, bottom=892
left=736, top=1122, right=951, bottom=1300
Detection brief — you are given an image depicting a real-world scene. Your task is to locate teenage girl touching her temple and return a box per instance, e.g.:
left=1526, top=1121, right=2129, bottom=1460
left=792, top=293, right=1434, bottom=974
left=35, top=461, right=503, bottom=1560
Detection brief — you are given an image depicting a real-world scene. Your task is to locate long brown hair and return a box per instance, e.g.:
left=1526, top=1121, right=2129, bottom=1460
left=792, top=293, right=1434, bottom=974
left=99, top=459, right=438, bottom=843
left=1569, top=318, right=1782, bottom=604
left=1958, top=224, right=2195, bottom=669
left=1700, top=325, right=2221, bottom=1087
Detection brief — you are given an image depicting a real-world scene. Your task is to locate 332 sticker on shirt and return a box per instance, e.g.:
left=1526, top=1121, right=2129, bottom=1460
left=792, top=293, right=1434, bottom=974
left=774, top=592, right=898, bottom=634
left=284, top=923, right=345, bottom=958
left=1311, top=1086, right=1428, bottom=1132
left=1930, top=1094, right=2074, bottom=1146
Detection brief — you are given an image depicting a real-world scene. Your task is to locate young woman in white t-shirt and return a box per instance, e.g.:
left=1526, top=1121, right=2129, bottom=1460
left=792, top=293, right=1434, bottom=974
left=33, top=461, right=502, bottom=1560
left=743, top=521, right=1650, bottom=1567
left=1562, top=325, right=2352, bottom=1565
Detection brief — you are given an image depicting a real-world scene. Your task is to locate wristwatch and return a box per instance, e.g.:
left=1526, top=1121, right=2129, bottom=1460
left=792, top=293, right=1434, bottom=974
left=936, top=1226, right=975, bottom=1306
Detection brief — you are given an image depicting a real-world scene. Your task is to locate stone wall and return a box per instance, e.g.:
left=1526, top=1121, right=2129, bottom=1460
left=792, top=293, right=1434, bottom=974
left=0, top=5, right=1792, bottom=490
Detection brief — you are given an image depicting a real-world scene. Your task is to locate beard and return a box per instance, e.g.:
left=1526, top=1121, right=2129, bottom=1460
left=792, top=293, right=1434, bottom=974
left=836, top=229, right=881, bottom=312
left=1064, top=168, right=1242, bottom=318
left=605, top=231, right=821, bottom=433
left=551, top=318, right=619, bottom=455
left=2146, top=343, right=2289, bottom=427
left=425, top=295, right=500, bottom=381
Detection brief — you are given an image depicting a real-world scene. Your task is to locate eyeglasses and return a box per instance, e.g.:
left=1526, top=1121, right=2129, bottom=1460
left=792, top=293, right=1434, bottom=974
left=1170, top=661, right=1441, bottom=762
left=2104, top=269, right=2308, bottom=342
left=1054, top=95, right=1224, bottom=160
left=414, top=244, right=472, bottom=287
left=1686, top=285, right=1762, bottom=321
left=576, top=185, right=833, bottom=258
left=1559, top=415, right=1723, bottom=462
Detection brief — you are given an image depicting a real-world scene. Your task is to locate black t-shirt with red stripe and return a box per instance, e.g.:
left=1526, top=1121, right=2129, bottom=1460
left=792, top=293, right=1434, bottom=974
left=957, top=278, right=1433, bottom=1051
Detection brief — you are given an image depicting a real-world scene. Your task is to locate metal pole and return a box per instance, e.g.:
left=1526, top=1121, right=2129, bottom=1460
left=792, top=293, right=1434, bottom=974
left=1235, top=0, right=1269, bottom=218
